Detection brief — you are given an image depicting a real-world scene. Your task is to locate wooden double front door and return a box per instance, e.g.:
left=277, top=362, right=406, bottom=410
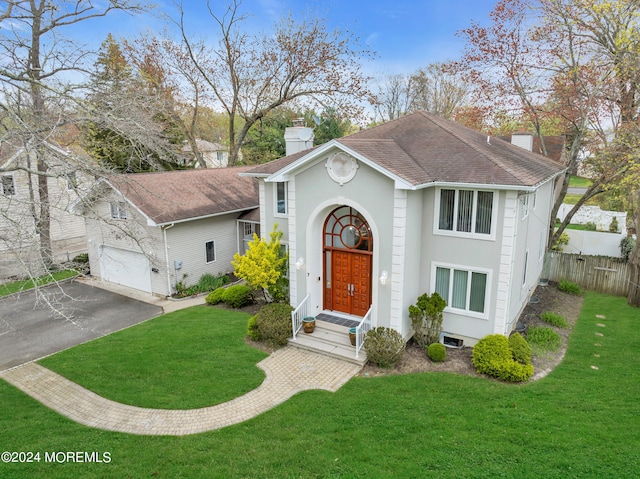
left=325, top=250, right=372, bottom=317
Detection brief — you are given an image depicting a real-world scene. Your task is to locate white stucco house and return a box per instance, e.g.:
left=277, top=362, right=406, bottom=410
left=244, top=111, right=566, bottom=349
left=73, top=167, right=259, bottom=296
left=0, top=140, right=88, bottom=279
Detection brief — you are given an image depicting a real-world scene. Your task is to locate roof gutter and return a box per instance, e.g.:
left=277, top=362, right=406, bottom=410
left=153, top=205, right=260, bottom=227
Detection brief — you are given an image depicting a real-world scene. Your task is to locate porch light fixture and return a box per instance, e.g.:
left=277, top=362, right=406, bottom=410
left=295, top=257, right=305, bottom=269
left=379, top=270, right=388, bottom=285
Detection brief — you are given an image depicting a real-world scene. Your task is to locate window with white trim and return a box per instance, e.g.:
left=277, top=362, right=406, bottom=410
left=275, top=182, right=287, bottom=215
left=205, top=240, right=216, bottom=263
left=520, top=193, right=534, bottom=220
left=110, top=201, right=127, bottom=219
left=1, top=175, right=15, bottom=196
left=66, top=172, right=77, bottom=190
left=434, top=265, right=488, bottom=315
left=522, top=250, right=529, bottom=286
left=437, top=188, right=494, bottom=236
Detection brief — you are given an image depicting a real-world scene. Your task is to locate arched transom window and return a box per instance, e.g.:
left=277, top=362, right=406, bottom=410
left=324, top=206, right=372, bottom=252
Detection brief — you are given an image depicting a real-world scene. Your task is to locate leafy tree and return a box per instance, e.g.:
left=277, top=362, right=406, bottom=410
left=84, top=34, right=186, bottom=172
left=309, top=108, right=353, bottom=145
left=232, top=225, right=288, bottom=302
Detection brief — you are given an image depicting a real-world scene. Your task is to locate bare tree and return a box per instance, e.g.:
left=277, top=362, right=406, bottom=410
left=0, top=1, right=152, bottom=277
left=373, top=74, right=416, bottom=122
left=411, top=62, right=469, bottom=119
left=175, top=0, right=375, bottom=165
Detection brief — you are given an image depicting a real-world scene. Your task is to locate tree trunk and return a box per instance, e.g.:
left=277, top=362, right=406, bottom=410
left=627, top=190, right=640, bottom=307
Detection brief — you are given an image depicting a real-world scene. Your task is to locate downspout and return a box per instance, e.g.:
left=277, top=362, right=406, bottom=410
left=163, top=223, right=175, bottom=297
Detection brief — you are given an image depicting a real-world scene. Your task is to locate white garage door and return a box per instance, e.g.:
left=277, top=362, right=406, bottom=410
left=99, top=246, right=152, bottom=293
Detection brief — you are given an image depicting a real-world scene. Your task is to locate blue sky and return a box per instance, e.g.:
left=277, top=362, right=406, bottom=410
left=77, top=0, right=499, bottom=77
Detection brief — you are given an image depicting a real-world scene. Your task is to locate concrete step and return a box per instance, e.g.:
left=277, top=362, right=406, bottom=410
left=288, top=321, right=367, bottom=366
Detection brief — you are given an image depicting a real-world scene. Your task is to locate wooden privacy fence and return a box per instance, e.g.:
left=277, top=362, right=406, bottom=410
left=543, top=252, right=631, bottom=297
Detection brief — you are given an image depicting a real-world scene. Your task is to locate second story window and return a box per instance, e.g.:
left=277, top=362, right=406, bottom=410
left=110, top=201, right=127, bottom=220
left=2, top=175, right=15, bottom=196
left=437, top=188, right=494, bottom=236
left=276, top=182, right=287, bottom=215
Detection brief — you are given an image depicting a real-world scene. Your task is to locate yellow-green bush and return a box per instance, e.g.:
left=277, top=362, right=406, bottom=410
left=205, top=288, right=225, bottom=305
left=509, top=332, right=532, bottom=365
left=427, top=343, right=446, bottom=362
left=222, top=285, right=253, bottom=308
left=247, top=314, right=260, bottom=341
left=472, top=334, right=533, bottom=382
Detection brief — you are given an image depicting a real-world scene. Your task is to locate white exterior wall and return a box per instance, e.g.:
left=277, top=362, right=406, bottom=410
left=85, top=191, right=163, bottom=295
left=165, top=214, right=239, bottom=294
left=506, top=181, right=554, bottom=333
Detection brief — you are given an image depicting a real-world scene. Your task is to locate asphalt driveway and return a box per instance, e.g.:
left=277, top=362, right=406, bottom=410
left=0, top=280, right=163, bottom=371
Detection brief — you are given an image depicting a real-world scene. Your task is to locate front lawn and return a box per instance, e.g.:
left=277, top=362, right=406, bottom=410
left=1, top=293, right=639, bottom=478
left=40, top=306, right=268, bottom=409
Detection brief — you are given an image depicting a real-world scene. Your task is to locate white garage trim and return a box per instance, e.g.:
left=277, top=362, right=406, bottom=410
left=98, top=245, right=152, bottom=294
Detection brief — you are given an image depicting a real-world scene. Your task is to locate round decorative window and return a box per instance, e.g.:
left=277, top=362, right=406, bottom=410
left=326, top=152, right=358, bottom=185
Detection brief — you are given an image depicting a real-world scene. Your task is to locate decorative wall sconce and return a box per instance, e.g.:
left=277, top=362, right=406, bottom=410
left=379, top=270, right=388, bottom=285
left=295, top=257, right=305, bottom=269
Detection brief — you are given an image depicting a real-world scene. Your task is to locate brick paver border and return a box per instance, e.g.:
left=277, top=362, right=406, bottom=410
left=0, top=347, right=361, bottom=436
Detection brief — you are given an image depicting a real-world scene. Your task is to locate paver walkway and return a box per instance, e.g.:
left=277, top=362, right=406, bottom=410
left=0, top=347, right=361, bottom=436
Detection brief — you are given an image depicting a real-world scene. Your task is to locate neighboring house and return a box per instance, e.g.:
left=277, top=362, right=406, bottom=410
left=0, top=140, right=88, bottom=279
left=181, top=139, right=230, bottom=168
left=73, top=167, right=259, bottom=297
left=244, top=111, right=566, bottom=347
left=501, top=132, right=567, bottom=165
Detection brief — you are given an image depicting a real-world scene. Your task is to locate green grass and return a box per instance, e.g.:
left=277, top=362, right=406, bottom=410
left=0, top=270, right=77, bottom=297
left=569, top=175, right=593, bottom=188
left=540, top=311, right=569, bottom=328
left=40, top=306, right=268, bottom=409
left=1, top=293, right=640, bottom=478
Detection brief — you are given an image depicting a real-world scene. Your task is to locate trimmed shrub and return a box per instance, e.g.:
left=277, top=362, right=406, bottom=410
left=364, top=327, right=406, bottom=368
left=247, top=314, right=260, bottom=341
left=540, top=311, right=569, bottom=328
left=472, top=334, right=533, bottom=382
left=558, top=280, right=582, bottom=295
left=585, top=221, right=597, bottom=231
left=427, top=343, right=446, bottom=362
left=254, top=303, right=294, bottom=346
left=509, top=332, right=532, bottom=365
left=408, top=292, right=446, bottom=348
left=526, top=326, right=562, bottom=353
left=222, top=285, right=253, bottom=308
left=205, top=288, right=226, bottom=305
left=609, top=216, right=619, bottom=233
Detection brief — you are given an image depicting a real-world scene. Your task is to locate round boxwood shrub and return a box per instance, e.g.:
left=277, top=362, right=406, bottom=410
left=427, top=342, right=446, bottom=362
left=246, top=314, right=260, bottom=341
left=222, top=285, right=253, bottom=308
left=205, top=287, right=226, bottom=305
left=254, top=303, right=294, bottom=346
left=509, top=332, right=532, bottom=365
left=364, top=327, right=406, bottom=368
left=472, top=334, right=533, bottom=382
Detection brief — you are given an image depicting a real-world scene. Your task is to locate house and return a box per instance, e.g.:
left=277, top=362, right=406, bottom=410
left=501, top=132, right=567, bottom=165
left=181, top=139, right=230, bottom=168
left=244, top=111, right=566, bottom=348
left=74, top=167, right=259, bottom=296
left=0, top=140, right=88, bottom=279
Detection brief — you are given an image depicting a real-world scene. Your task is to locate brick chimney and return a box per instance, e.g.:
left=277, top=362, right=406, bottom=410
left=284, top=118, right=314, bottom=156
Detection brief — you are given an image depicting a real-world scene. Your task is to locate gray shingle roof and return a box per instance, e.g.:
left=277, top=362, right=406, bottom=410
left=108, top=167, right=258, bottom=225
left=246, top=111, right=566, bottom=188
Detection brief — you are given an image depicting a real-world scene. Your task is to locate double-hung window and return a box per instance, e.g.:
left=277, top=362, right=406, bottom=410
left=434, top=264, right=489, bottom=316
left=437, top=188, right=494, bottom=236
left=110, top=201, right=127, bottom=220
left=275, top=182, right=287, bottom=215
left=205, top=240, right=216, bottom=263
left=1, top=175, right=15, bottom=196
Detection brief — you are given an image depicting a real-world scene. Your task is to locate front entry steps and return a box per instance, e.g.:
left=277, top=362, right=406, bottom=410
left=288, top=320, right=367, bottom=367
